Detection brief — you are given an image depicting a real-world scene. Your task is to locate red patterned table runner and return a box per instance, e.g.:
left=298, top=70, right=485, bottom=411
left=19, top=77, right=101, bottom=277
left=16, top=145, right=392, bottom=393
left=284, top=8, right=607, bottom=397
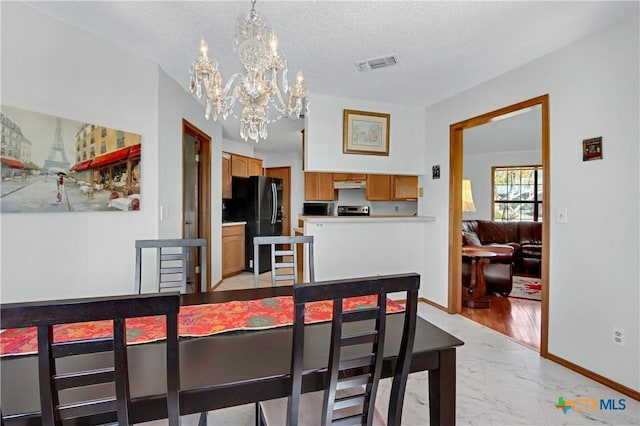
left=1, top=295, right=404, bottom=357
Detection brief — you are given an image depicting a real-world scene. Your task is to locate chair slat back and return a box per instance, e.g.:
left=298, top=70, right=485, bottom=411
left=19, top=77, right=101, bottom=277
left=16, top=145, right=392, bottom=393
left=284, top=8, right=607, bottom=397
left=253, top=235, right=314, bottom=288
left=0, top=293, right=181, bottom=426
left=287, top=273, right=420, bottom=426
left=135, top=238, right=207, bottom=294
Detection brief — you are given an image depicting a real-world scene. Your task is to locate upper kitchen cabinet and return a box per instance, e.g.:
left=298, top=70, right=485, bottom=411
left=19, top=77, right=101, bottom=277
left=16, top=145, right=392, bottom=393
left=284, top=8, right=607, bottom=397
left=230, top=153, right=263, bottom=177
left=304, top=172, right=336, bottom=201
left=364, top=174, right=418, bottom=201
left=333, top=173, right=367, bottom=182
left=248, top=157, right=263, bottom=176
left=222, top=152, right=232, bottom=199
left=231, top=154, right=248, bottom=177
left=392, top=175, right=418, bottom=200
left=365, top=174, right=392, bottom=201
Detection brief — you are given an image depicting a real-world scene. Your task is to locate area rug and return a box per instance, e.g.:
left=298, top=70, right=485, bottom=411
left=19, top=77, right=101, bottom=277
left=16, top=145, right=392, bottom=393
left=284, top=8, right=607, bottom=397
left=510, top=276, right=542, bottom=301
left=0, top=295, right=404, bottom=357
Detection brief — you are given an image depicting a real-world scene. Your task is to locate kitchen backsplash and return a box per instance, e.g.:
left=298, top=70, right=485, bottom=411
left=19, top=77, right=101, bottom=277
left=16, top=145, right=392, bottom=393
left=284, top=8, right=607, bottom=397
left=336, top=189, right=417, bottom=215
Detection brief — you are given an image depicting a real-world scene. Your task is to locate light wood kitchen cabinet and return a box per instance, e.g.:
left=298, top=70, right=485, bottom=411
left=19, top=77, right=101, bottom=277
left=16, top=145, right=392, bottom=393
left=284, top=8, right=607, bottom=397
left=229, top=153, right=263, bottom=178
left=304, top=172, right=336, bottom=201
left=222, top=152, right=232, bottom=199
left=392, top=175, right=419, bottom=200
left=333, top=173, right=367, bottom=182
left=248, top=157, right=263, bottom=176
left=222, top=224, right=245, bottom=278
left=366, top=174, right=392, bottom=200
left=231, top=154, right=249, bottom=177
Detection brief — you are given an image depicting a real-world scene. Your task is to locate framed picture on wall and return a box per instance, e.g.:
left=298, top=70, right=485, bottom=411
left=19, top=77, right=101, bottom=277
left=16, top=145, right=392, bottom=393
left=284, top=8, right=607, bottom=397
left=0, top=105, right=142, bottom=213
left=582, top=136, right=603, bottom=161
left=343, top=109, right=390, bottom=156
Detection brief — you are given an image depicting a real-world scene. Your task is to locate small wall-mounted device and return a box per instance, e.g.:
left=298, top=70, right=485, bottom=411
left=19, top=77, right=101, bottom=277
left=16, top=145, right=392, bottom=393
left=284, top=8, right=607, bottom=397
left=432, top=165, right=440, bottom=179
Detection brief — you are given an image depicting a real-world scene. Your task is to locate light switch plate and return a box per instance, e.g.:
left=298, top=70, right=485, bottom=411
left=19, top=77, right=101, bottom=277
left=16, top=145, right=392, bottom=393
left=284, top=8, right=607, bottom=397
left=557, top=208, right=568, bottom=223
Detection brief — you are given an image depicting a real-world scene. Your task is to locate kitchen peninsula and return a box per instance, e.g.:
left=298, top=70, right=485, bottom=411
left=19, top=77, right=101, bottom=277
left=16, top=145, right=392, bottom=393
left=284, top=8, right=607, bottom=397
left=298, top=215, right=435, bottom=292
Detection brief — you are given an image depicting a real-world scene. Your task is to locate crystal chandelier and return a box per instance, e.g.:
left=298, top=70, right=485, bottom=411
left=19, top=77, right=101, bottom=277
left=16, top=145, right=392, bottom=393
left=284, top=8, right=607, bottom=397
left=189, top=0, right=309, bottom=143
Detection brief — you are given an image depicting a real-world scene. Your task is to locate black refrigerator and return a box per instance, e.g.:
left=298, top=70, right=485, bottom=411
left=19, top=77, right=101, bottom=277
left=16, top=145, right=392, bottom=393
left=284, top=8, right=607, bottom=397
left=225, top=176, right=283, bottom=273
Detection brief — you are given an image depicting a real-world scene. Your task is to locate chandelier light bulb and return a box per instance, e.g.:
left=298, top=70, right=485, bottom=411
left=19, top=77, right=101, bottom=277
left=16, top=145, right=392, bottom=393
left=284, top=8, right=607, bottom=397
left=199, top=39, right=209, bottom=58
left=188, top=0, right=309, bottom=143
left=269, top=34, right=278, bottom=55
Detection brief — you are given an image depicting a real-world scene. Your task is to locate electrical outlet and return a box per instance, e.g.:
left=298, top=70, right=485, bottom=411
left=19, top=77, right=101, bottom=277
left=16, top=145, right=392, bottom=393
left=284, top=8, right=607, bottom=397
left=612, top=328, right=625, bottom=347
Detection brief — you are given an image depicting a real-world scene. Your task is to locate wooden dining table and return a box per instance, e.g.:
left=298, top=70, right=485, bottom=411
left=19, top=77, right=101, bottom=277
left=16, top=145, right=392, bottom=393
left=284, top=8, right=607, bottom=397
left=0, top=286, right=464, bottom=426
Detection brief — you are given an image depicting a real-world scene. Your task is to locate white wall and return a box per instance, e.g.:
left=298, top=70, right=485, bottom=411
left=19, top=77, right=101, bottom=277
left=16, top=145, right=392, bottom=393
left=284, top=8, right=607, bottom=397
left=463, top=150, right=542, bottom=220
left=422, top=18, right=639, bottom=390
left=305, top=94, right=425, bottom=175
left=0, top=3, right=226, bottom=299
left=222, top=138, right=255, bottom=158
left=1, top=3, right=159, bottom=301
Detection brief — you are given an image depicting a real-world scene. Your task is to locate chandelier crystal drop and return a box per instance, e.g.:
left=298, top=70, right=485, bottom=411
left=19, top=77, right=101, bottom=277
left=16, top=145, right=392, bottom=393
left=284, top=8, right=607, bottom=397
left=189, top=0, right=309, bottom=143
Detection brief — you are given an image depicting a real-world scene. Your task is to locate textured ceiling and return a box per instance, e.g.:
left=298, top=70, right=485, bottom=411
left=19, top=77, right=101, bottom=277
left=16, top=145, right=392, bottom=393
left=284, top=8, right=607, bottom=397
left=25, top=1, right=638, bottom=153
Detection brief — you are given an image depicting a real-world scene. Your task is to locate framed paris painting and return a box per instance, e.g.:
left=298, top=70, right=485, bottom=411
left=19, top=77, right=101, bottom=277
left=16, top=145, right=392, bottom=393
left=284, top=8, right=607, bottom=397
left=1, top=105, right=142, bottom=213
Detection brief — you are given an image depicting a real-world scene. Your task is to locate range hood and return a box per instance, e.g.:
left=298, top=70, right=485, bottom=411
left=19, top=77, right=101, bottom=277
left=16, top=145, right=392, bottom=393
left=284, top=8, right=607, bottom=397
left=334, top=180, right=366, bottom=189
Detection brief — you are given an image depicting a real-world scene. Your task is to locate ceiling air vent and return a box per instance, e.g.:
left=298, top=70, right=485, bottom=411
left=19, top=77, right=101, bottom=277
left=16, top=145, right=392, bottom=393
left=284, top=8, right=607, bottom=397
left=355, top=55, right=398, bottom=72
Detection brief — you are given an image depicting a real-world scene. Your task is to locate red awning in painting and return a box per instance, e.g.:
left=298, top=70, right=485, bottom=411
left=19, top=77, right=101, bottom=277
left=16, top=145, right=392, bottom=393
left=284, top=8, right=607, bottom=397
left=0, top=157, right=25, bottom=169
left=90, top=146, right=131, bottom=168
left=129, top=143, right=141, bottom=159
left=71, top=160, right=93, bottom=172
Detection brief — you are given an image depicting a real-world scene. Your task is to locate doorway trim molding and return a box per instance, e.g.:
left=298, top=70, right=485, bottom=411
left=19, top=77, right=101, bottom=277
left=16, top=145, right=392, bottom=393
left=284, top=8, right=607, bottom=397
left=182, top=119, right=212, bottom=292
left=447, top=94, right=550, bottom=356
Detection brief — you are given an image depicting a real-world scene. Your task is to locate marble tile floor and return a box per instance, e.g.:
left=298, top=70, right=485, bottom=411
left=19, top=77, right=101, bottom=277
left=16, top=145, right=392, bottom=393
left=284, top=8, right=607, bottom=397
left=144, top=275, right=639, bottom=426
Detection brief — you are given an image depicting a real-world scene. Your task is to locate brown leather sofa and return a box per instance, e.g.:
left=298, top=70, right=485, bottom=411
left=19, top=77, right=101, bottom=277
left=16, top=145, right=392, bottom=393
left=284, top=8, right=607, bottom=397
left=462, top=220, right=542, bottom=277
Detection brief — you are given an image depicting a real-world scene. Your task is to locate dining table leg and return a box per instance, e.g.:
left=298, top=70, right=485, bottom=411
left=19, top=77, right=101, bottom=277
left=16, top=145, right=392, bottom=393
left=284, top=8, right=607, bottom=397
left=428, top=348, right=456, bottom=425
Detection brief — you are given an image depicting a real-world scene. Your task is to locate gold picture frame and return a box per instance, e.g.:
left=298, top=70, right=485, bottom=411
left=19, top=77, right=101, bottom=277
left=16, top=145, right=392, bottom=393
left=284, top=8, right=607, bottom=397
left=343, top=109, right=390, bottom=156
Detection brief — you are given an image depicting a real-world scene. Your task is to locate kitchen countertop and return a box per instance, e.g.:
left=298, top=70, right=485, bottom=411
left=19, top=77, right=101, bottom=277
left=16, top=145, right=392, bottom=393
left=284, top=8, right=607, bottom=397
left=222, top=221, right=247, bottom=227
left=300, top=215, right=435, bottom=223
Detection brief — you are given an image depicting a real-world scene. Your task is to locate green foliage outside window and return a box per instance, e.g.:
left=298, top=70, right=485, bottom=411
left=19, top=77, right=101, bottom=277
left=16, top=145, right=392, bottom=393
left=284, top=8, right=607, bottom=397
left=493, top=166, right=543, bottom=222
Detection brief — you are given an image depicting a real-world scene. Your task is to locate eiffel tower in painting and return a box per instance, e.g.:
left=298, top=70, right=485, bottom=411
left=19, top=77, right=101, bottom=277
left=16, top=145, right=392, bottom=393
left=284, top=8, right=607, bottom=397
left=43, top=118, right=71, bottom=170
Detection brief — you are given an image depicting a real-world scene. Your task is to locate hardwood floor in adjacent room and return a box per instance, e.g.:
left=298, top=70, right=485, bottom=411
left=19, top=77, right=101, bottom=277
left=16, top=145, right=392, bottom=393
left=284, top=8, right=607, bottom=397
left=460, top=295, right=541, bottom=351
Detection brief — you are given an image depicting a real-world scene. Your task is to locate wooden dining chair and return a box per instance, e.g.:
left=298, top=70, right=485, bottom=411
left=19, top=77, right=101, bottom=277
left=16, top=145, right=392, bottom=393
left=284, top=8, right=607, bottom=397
left=0, top=292, right=181, bottom=426
left=135, top=238, right=207, bottom=294
left=253, top=235, right=314, bottom=288
left=257, top=273, right=420, bottom=426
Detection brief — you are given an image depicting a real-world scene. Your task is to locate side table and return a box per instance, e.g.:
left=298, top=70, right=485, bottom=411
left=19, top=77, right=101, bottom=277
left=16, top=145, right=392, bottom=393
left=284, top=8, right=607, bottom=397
left=462, top=249, right=497, bottom=309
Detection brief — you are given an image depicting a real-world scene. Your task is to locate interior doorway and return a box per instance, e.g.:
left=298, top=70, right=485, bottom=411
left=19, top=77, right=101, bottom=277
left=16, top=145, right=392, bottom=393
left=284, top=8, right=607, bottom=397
left=447, top=95, right=550, bottom=356
left=265, top=166, right=292, bottom=237
left=182, top=119, right=211, bottom=292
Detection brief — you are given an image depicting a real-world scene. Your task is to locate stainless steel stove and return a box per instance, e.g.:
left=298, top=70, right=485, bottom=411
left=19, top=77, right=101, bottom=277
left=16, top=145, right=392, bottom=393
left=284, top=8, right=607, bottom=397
left=337, top=205, right=370, bottom=216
